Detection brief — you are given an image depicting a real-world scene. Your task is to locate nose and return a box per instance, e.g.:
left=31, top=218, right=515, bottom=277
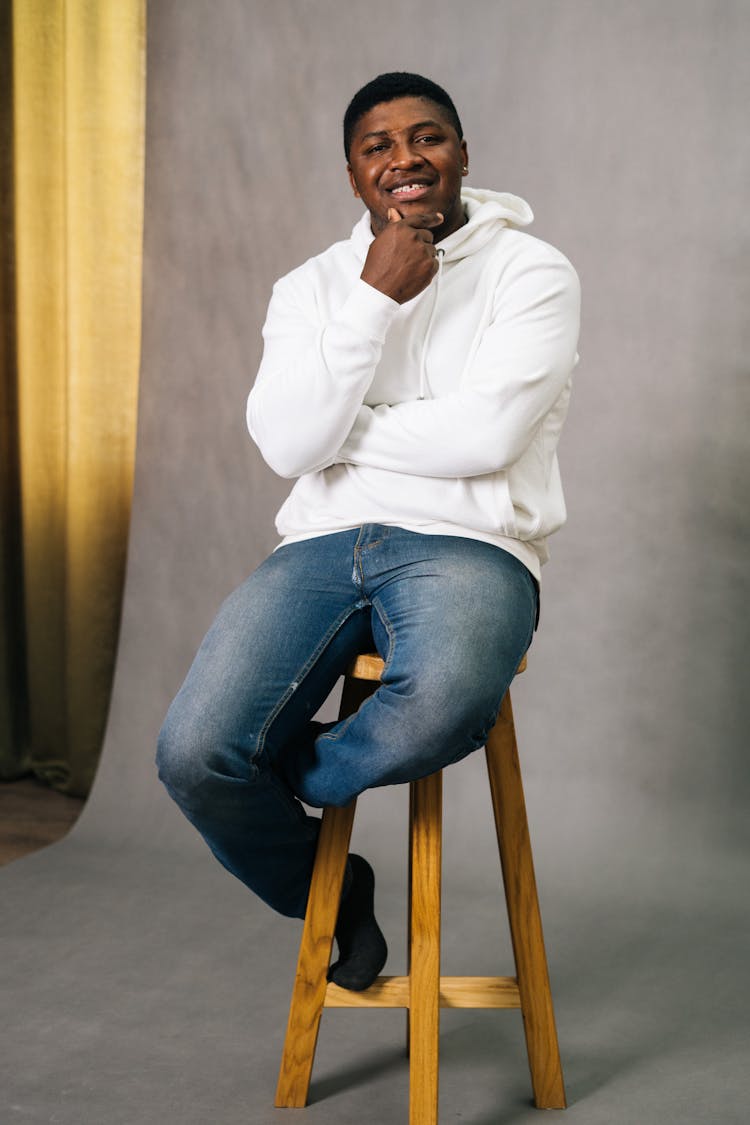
left=389, top=139, right=424, bottom=169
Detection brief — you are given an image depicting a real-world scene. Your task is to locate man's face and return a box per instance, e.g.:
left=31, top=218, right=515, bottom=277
left=346, top=96, right=468, bottom=242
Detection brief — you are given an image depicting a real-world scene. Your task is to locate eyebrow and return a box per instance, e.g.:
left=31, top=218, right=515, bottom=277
left=359, top=120, right=445, bottom=143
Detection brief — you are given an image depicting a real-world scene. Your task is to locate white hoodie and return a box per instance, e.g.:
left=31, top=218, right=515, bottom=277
left=247, top=187, right=580, bottom=581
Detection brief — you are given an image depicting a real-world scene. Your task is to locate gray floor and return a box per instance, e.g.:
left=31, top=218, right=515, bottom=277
left=3, top=757, right=748, bottom=1124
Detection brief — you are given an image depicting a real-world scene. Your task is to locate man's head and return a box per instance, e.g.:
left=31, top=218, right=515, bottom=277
left=343, top=72, right=468, bottom=243
left=343, top=73, right=463, bottom=161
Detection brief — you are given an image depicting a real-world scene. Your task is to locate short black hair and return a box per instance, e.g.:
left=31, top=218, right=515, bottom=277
left=343, top=72, right=463, bottom=161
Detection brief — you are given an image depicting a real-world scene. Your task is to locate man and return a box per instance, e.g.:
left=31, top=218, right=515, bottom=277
left=157, top=73, right=580, bottom=992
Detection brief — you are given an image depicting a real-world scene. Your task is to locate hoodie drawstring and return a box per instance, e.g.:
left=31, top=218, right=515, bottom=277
left=418, top=248, right=445, bottom=400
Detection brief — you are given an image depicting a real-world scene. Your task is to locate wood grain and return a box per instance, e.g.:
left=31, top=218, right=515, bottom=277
left=485, top=690, right=567, bottom=1109
left=275, top=657, right=379, bottom=1107
left=0, top=778, right=84, bottom=865
left=274, top=801, right=355, bottom=1107
left=408, top=770, right=442, bottom=1125
left=324, top=975, right=521, bottom=1009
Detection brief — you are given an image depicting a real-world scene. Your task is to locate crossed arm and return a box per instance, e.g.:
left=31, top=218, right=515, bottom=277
left=247, top=236, right=580, bottom=481
left=338, top=253, right=580, bottom=477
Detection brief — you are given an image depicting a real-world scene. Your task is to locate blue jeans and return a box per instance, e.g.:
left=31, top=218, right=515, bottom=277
left=156, top=525, right=539, bottom=918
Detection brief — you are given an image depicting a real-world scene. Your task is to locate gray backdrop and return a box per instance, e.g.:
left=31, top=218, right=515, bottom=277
left=3, top=2, right=748, bottom=1122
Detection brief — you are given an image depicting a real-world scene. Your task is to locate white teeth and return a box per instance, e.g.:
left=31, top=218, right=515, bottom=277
left=391, top=183, right=427, bottom=194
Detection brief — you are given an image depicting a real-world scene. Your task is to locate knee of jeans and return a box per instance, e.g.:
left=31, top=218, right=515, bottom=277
left=412, top=665, right=502, bottom=727
left=386, top=681, right=502, bottom=772
left=156, top=709, right=240, bottom=809
left=156, top=716, right=196, bottom=802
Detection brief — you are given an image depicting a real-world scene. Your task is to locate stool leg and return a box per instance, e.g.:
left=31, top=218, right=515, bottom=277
left=485, top=690, right=566, bottom=1110
left=275, top=671, right=374, bottom=1106
left=405, top=783, right=414, bottom=1058
left=275, top=800, right=356, bottom=1107
left=408, top=771, right=442, bottom=1125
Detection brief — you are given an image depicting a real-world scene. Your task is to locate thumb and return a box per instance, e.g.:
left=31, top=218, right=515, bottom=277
left=387, top=207, right=402, bottom=223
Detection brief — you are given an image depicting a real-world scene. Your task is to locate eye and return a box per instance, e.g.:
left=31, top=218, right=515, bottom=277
left=416, top=134, right=442, bottom=144
left=365, top=142, right=388, bottom=155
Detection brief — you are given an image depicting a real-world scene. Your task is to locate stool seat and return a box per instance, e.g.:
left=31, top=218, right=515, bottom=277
left=275, top=652, right=564, bottom=1122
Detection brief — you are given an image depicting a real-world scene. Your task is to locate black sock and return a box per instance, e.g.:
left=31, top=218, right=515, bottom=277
left=328, top=854, right=387, bottom=992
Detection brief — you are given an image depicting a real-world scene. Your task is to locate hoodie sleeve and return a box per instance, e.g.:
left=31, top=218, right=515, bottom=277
left=337, top=244, right=581, bottom=477
left=247, top=274, right=399, bottom=479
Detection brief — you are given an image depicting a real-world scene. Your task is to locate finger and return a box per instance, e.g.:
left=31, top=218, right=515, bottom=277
left=387, top=207, right=402, bottom=223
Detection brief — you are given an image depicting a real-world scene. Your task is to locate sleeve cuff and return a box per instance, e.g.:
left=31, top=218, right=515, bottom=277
left=337, top=278, right=400, bottom=343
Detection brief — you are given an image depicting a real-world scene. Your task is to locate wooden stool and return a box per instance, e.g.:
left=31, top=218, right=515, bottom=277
left=276, top=653, right=565, bottom=1122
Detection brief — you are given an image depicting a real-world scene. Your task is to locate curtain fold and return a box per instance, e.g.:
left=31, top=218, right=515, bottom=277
left=0, top=0, right=146, bottom=796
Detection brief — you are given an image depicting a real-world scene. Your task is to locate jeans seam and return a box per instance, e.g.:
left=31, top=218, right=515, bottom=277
left=252, top=601, right=364, bottom=766
left=371, top=596, right=396, bottom=679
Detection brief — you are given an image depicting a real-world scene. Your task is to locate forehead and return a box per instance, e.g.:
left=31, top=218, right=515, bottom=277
left=351, top=96, right=455, bottom=142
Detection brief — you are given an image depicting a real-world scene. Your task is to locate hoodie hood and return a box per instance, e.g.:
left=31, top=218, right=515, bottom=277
left=350, top=186, right=534, bottom=264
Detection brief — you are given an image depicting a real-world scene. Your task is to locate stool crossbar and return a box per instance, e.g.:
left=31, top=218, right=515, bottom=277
left=275, top=653, right=566, bottom=1122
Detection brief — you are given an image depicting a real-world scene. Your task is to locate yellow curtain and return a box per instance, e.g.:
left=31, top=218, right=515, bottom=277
left=0, top=0, right=146, bottom=796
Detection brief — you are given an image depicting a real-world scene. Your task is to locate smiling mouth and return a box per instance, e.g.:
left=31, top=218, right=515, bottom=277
left=387, top=182, right=434, bottom=199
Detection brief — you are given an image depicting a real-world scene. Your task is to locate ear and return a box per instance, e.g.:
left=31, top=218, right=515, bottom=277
left=460, top=139, right=469, bottom=175
left=347, top=164, right=361, bottom=198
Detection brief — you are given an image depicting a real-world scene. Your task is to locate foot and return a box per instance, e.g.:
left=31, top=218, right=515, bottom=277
left=328, top=854, right=387, bottom=991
